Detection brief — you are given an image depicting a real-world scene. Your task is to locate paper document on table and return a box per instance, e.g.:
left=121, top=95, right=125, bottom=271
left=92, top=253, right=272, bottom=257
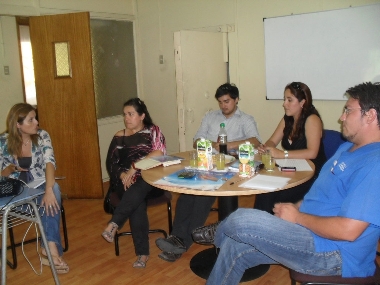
left=239, top=174, right=290, bottom=192
left=275, top=159, right=312, bottom=171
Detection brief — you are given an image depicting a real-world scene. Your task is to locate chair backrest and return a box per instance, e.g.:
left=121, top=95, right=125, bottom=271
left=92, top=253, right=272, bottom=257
left=323, top=129, right=346, bottom=160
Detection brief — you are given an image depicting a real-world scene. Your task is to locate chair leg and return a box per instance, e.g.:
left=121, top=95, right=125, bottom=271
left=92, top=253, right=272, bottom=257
left=149, top=229, right=167, bottom=238
left=5, top=226, right=17, bottom=269
left=167, top=201, right=173, bottom=234
left=60, top=204, right=69, bottom=252
left=114, top=233, right=120, bottom=256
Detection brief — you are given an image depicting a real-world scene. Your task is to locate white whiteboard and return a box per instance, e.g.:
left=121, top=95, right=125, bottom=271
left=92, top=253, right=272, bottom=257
left=264, top=4, right=380, bottom=100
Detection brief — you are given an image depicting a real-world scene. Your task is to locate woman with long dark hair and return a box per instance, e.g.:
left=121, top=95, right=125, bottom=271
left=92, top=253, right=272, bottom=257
left=255, top=82, right=326, bottom=213
left=101, top=98, right=166, bottom=268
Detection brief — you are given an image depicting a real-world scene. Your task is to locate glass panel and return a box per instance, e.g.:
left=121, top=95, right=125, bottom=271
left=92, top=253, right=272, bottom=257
left=53, top=42, right=72, bottom=77
left=19, top=25, right=37, bottom=106
left=90, top=19, right=137, bottom=119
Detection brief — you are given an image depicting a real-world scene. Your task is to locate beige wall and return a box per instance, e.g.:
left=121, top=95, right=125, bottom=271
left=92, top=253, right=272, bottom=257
left=136, top=0, right=380, bottom=151
left=0, top=16, right=24, bottom=127
left=1, top=0, right=380, bottom=180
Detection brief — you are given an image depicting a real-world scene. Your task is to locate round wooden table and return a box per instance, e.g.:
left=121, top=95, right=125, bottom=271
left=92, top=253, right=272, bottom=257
left=142, top=151, right=315, bottom=281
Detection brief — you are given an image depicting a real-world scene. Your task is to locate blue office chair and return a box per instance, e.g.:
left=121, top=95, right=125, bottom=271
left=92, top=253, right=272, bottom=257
left=323, top=129, right=346, bottom=159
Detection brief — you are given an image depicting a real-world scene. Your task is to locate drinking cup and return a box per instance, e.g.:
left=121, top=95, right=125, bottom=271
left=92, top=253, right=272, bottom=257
left=189, top=150, right=198, bottom=168
left=261, top=151, right=270, bottom=167
left=264, top=156, right=275, bottom=172
left=215, top=153, right=225, bottom=170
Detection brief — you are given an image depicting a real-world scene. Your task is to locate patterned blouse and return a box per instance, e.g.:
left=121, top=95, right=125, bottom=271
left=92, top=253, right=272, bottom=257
left=0, top=129, right=56, bottom=180
left=106, top=125, right=166, bottom=187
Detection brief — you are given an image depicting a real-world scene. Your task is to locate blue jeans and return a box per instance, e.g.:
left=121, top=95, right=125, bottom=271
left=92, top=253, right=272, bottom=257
left=36, top=183, right=63, bottom=256
left=206, top=209, right=342, bottom=285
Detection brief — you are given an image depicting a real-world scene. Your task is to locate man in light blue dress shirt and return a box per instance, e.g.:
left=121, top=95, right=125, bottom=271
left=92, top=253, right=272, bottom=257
left=155, top=83, right=261, bottom=262
left=193, top=85, right=261, bottom=151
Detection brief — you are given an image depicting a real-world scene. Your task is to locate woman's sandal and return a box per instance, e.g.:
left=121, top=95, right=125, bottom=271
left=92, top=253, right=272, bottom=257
left=133, top=255, right=149, bottom=268
left=41, top=254, right=69, bottom=274
left=101, top=222, right=118, bottom=243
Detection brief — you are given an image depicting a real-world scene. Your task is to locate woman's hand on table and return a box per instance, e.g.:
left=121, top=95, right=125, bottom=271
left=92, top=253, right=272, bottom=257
left=257, top=144, right=267, bottom=154
left=120, top=169, right=136, bottom=190
left=41, top=187, right=60, bottom=216
left=259, top=146, right=284, bottom=158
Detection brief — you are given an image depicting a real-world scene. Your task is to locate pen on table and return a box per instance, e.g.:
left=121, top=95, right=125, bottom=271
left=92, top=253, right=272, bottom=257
left=230, top=178, right=247, bottom=185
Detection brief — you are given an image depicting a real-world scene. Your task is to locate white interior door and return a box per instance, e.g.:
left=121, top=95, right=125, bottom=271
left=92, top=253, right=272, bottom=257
left=174, top=30, right=228, bottom=151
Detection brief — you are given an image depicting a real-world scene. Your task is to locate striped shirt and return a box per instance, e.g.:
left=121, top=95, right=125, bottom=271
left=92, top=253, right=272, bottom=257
left=193, top=108, right=261, bottom=143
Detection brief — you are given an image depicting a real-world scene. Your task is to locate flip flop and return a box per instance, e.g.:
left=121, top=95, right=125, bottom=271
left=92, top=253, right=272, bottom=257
left=41, top=255, right=70, bottom=274
left=101, top=222, right=118, bottom=243
left=132, top=255, right=149, bottom=268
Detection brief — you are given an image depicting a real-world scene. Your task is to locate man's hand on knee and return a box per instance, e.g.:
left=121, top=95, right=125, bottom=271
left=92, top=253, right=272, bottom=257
left=273, top=202, right=300, bottom=223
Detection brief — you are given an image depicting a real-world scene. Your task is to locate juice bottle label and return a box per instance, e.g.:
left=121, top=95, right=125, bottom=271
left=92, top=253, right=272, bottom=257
left=197, top=139, right=213, bottom=170
left=238, top=142, right=254, bottom=177
left=239, top=142, right=253, bottom=162
left=239, top=163, right=252, bottom=177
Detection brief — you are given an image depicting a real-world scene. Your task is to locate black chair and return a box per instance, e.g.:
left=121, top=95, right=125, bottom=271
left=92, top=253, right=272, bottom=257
left=289, top=260, right=380, bottom=285
left=5, top=201, right=69, bottom=269
left=108, top=190, right=173, bottom=256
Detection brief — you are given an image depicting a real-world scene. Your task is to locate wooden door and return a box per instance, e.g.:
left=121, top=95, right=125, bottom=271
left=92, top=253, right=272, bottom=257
left=174, top=30, right=227, bottom=151
left=29, top=12, right=102, bottom=199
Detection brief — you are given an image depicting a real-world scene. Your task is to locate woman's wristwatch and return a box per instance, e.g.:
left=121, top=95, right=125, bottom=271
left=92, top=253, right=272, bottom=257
left=284, top=150, right=289, bottom=158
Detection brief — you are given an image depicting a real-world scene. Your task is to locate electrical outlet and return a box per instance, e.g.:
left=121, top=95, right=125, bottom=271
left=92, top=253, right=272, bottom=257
left=159, top=55, right=164, bottom=64
left=4, top=66, right=9, bottom=75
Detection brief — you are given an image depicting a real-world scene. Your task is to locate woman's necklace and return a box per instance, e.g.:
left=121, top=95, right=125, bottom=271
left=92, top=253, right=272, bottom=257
left=23, top=139, right=30, bottom=146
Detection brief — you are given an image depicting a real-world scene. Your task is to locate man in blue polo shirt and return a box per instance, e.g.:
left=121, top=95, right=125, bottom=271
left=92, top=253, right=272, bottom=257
left=155, top=83, right=261, bottom=262
left=192, top=82, right=380, bottom=284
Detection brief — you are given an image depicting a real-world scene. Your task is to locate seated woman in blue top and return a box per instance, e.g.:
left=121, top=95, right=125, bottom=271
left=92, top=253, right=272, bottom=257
left=0, top=103, right=69, bottom=274
left=255, top=82, right=326, bottom=213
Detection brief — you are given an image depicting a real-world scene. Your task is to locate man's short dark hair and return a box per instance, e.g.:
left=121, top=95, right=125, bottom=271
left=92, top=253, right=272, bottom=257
left=346, top=82, right=380, bottom=125
left=215, top=83, right=239, bottom=100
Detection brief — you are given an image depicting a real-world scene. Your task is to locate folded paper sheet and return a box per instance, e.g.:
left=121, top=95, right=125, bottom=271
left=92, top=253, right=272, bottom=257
left=239, top=174, right=290, bottom=191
